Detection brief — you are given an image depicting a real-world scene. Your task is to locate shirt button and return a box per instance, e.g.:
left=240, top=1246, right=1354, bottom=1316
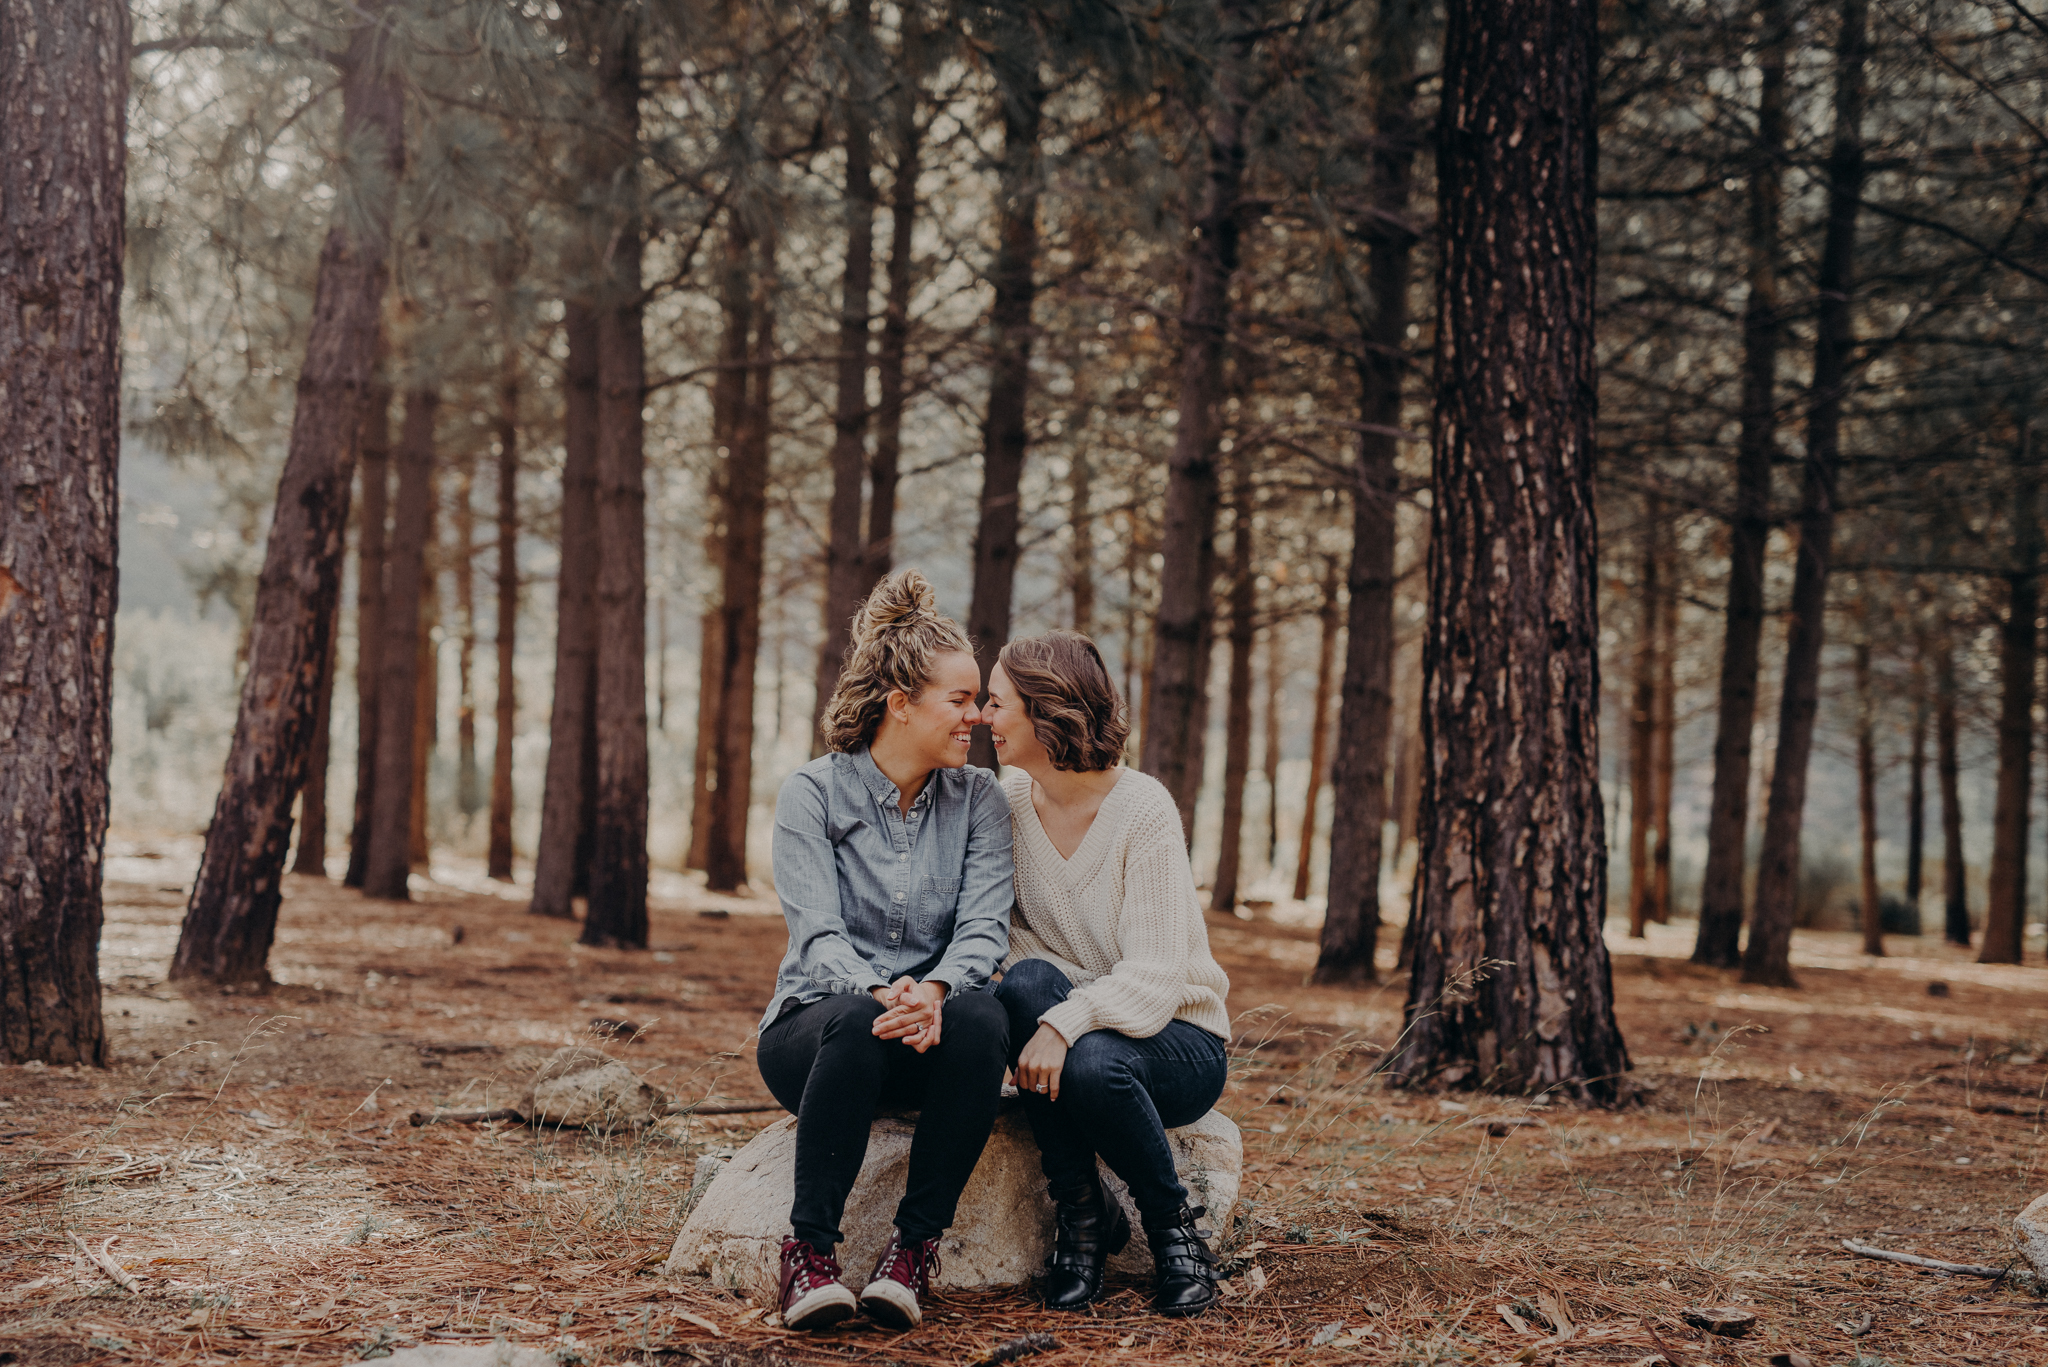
left=889, top=933, right=900, bottom=942
left=894, top=893, right=904, bottom=902
left=899, top=853, right=908, bottom=862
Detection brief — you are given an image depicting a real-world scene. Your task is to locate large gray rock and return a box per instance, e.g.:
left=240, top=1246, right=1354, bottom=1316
left=2018, top=1192, right=2048, bottom=1279
left=367, top=1345, right=571, bottom=1367
left=664, top=1108, right=1241, bottom=1298
left=523, top=1047, right=666, bottom=1131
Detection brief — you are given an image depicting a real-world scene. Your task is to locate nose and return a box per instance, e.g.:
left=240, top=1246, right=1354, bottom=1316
left=964, top=699, right=986, bottom=726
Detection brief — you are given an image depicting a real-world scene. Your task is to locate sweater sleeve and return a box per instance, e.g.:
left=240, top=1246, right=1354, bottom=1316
left=1037, top=811, right=1202, bottom=1043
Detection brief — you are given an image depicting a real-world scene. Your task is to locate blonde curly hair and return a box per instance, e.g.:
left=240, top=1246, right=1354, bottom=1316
left=819, top=569, right=976, bottom=753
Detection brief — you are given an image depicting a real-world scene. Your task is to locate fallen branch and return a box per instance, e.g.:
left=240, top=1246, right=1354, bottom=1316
left=663, top=1100, right=785, bottom=1117
left=1841, top=1239, right=2040, bottom=1292
left=978, top=1332, right=1061, bottom=1364
left=409, top=1107, right=523, bottom=1128
left=69, top=1233, right=139, bottom=1293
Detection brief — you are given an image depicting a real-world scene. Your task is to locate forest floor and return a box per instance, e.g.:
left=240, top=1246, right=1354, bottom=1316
left=3, top=837, right=2046, bottom=1367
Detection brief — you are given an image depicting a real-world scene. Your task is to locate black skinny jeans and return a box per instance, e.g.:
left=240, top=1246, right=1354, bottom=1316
left=995, top=958, right=1228, bottom=1228
left=757, top=989, right=1009, bottom=1250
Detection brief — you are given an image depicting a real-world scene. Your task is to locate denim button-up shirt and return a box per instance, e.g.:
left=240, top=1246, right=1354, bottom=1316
left=760, top=748, right=1015, bottom=1031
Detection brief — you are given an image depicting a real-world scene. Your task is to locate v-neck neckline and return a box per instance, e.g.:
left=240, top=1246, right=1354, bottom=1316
left=1022, top=768, right=1128, bottom=874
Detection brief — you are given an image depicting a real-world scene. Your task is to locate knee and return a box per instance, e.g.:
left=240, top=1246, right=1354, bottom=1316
left=813, top=993, right=888, bottom=1054
left=940, top=990, right=1009, bottom=1061
left=995, top=957, right=1069, bottom=1018
left=1058, top=1036, right=1132, bottom=1102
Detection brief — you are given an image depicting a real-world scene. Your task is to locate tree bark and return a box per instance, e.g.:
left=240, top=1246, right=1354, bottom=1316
left=345, top=378, right=392, bottom=888
left=292, top=630, right=336, bottom=875
left=0, top=0, right=126, bottom=1062
left=707, top=238, right=777, bottom=894
left=530, top=304, right=601, bottom=916
left=1389, top=0, right=1628, bottom=1100
left=1263, top=623, right=1284, bottom=871
left=815, top=0, right=880, bottom=741
left=1142, top=5, right=1254, bottom=828
left=1937, top=640, right=1971, bottom=945
left=1070, top=451, right=1096, bottom=636
left=1210, top=487, right=1257, bottom=913
left=1627, top=519, right=1660, bottom=939
left=1741, top=0, right=1870, bottom=988
left=866, top=21, right=923, bottom=588
left=1982, top=429, right=2038, bottom=965
left=454, top=454, right=481, bottom=823
left=1649, top=555, right=1677, bottom=924
left=965, top=29, right=1046, bottom=771
left=583, top=14, right=650, bottom=949
left=363, top=390, right=438, bottom=900
left=408, top=532, right=438, bottom=869
left=1316, top=6, right=1419, bottom=982
left=173, top=9, right=401, bottom=981
left=1292, top=566, right=1341, bottom=903
left=1694, top=0, right=1789, bottom=968
left=488, top=324, right=519, bottom=881
left=1856, top=637, right=1884, bottom=956
left=1905, top=657, right=1926, bottom=912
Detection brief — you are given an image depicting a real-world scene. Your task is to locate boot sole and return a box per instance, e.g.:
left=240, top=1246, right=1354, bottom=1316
left=783, top=1283, right=857, bottom=1331
left=1154, top=1291, right=1218, bottom=1318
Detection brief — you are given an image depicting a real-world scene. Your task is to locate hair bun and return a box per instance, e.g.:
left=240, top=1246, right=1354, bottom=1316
left=855, top=568, right=941, bottom=634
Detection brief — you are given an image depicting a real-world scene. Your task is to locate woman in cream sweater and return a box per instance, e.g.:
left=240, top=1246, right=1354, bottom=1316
left=983, top=630, right=1231, bottom=1318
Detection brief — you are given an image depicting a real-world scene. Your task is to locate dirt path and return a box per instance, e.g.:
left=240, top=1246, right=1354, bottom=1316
left=3, top=852, right=2043, bottom=1366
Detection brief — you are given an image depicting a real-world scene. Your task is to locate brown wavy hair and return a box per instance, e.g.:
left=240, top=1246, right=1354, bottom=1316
left=819, top=569, right=976, bottom=752
left=996, top=630, right=1130, bottom=772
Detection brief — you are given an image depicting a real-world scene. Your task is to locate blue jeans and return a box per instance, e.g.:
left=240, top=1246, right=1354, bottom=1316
left=995, top=958, right=1228, bottom=1227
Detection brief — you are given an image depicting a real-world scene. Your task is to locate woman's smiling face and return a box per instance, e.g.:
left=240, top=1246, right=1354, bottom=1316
left=981, top=663, right=1049, bottom=771
left=891, top=649, right=985, bottom=769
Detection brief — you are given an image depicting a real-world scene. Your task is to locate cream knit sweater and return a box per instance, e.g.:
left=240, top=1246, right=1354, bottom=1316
left=1002, top=766, right=1231, bottom=1042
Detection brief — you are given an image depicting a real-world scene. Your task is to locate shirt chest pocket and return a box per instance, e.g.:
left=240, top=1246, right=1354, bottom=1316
left=918, top=876, right=961, bottom=936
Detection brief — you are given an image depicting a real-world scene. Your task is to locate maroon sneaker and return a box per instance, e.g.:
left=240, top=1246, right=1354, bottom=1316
left=859, top=1229, right=941, bottom=1328
left=778, top=1236, right=856, bottom=1331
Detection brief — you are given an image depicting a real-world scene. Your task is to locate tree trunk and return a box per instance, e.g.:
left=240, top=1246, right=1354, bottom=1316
left=292, top=630, right=336, bottom=875
left=815, top=0, right=880, bottom=741
left=1982, top=432, right=2039, bottom=965
left=1905, top=658, right=1926, bottom=912
left=583, top=15, right=649, bottom=949
left=1856, top=637, right=1884, bottom=956
left=1142, top=5, right=1254, bottom=829
left=345, top=379, right=392, bottom=888
left=363, top=390, right=438, bottom=900
left=1694, top=0, right=1789, bottom=968
left=707, top=238, right=777, bottom=894
left=690, top=227, right=752, bottom=870
left=1389, top=0, right=1628, bottom=1100
left=1649, top=556, right=1677, bottom=924
left=965, top=32, right=1046, bottom=772
left=1937, top=641, right=1971, bottom=945
left=0, top=0, right=126, bottom=1063
left=408, top=545, right=438, bottom=869
left=866, top=23, right=923, bottom=588
left=1292, top=567, right=1340, bottom=903
left=1263, top=623, right=1284, bottom=872
left=454, top=454, right=481, bottom=823
left=1316, top=5, right=1419, bottom=982
left=1741, top=0, right=1870, bottom=988
left=1627, top=519, right=1659, bottom=939
left=530, top=304, right=601, bottom=916
left=1070, top=450, right=1096, bottom=636
left=1210, top=487, right=1257, bottom=913
left=173, top=10, right=401, bottom=982
left=488, top=327, right=520, bottom=881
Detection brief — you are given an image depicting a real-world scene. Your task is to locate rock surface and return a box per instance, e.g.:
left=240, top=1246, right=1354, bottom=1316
left=523, top=1047, right=666, bottom=1131
left=665, top=1108, right=1241, bottom=1296
left=2019, top=1192, right=2048, bottom=1279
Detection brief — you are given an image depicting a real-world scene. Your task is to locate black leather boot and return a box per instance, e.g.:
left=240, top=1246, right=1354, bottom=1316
left=1039, top=1183, right=1131, bottom=1310
left=1144, top=1204, right=1218, bottom=1317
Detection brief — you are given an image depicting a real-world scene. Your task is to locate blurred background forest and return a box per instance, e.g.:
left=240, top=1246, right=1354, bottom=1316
left=110, top=0, right=2045, bottom=961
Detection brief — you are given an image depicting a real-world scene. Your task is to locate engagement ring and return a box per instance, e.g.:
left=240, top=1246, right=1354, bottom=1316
left=1035, top=1083, right=1049, bottom=1092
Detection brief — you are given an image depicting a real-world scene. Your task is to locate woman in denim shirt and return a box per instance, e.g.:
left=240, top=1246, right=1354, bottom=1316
left=758, top=570, right=1014, bottom=1332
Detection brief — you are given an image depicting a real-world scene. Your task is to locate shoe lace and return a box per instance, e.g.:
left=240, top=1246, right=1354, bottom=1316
left=784, top=1240, right=842, bottom=1295
left=876, top=1233, right=941, bottom=1291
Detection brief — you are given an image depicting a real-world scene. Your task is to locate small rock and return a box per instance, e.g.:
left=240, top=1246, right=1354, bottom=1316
left=1927, top=981, right=1950, bottom=998
left=1682, top=1307, right=1757, bottom=1338
left=2017, top=1192, right=2048, bottom=1280
left=522, top=1046, right=666, bottom=1131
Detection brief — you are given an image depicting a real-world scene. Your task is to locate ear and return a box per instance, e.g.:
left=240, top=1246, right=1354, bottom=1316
left=886, top=688, right=913, bottom=724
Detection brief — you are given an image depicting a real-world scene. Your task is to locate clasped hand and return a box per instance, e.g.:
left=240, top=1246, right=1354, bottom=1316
left=871, top=976, right=946, bottom=1052
left=1014, top=1022, right=1070, bottom=1100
